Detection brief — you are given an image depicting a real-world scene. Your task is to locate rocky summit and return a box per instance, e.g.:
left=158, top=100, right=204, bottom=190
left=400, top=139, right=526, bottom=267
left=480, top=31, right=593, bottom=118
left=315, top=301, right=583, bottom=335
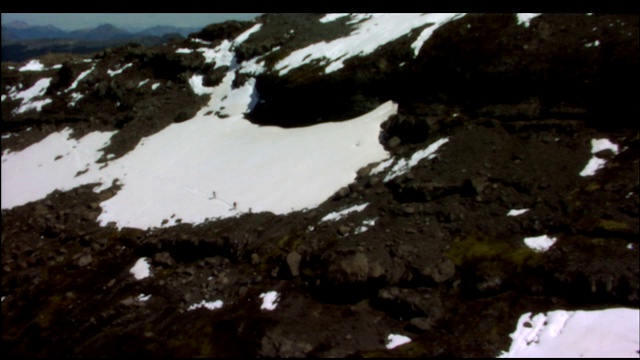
left=1, top=13, right=639, bottom=357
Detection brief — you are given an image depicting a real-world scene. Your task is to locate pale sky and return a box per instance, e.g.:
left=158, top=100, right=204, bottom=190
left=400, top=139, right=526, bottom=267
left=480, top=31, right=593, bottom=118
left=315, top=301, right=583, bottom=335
left=1, top=13, right=262, bottom=32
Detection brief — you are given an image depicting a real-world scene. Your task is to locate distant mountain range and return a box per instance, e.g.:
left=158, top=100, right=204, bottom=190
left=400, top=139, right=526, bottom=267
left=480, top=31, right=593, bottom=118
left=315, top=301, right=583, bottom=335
left=1, top=21, right=204, bottom=63
left=2, top=21, right=201, bottom=42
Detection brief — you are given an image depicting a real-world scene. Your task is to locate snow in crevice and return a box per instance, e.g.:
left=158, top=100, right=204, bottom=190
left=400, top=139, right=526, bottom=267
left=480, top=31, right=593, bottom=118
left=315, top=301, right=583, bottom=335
left=67, top=65, right=96, bottom=92
left=107, top=63, right=133, bottom=77
left=579, top=138, right=619, bottom=177
left=320, top=203, right=369, bottom=223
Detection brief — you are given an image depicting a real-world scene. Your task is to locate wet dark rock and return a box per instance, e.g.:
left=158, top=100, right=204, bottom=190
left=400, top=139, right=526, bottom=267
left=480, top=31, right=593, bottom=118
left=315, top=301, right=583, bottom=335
left=337, top=225, right=351, bottom=236
left=375, top=287, right=444, bottom=321
left=286, top=251, right=302, bottom=276
left=152, top=252, right=176, bottom=267
left=419, top=257, right=456, bottom=284
left=76, top=254, right=93, bottom=267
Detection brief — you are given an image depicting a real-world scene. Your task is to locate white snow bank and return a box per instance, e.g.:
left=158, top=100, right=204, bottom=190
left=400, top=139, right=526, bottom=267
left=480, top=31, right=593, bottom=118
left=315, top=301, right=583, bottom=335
left=19, top=59, right=46, bottom=71
left=93, top=98, right=393, bottom=229
left=2, top=76, right=395, bottom=230
left=10, top=78, right=52, bottom=104
left=259, top=291, right=280, bottom=311
left=499, top=308, right=640, bottom=358
left=1, top=127, right=116, bottom=208
left=130, top=257, right=151, bottom=280
left=275, top=13, right=465, bottom=75
left=523, top=235, right=557, bottom=252
left=320, top=203, right=369, bottom=223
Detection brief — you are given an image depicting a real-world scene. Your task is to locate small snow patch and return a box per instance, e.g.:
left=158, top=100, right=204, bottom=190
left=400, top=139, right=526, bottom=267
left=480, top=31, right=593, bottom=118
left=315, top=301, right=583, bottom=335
left=523, top=235, right=557, bottom=252
left=130, top=257, right=151, bottom=280
left=628, top=243, right=634, bottom=250
left=355, top=218, right=377, bottom=234
left=68, top=92, right=84, bottom=107
left=386, top=334, right=411, bottom=349
left=188, top=299, right=224, bottom=311
left=175, top=48, right=193, bottom=54
left=259, top=291, right=280, bottom=311
left=585, top=40, right=600, bottom=47
left=137, top=293, right=151, bottom=302
left=507, top=209, right=529, bottom=217
left=151, top=83, right=160, bottom=91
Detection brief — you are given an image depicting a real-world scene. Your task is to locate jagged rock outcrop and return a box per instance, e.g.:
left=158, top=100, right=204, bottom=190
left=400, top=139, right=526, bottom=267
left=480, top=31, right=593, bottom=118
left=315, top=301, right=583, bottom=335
left=2, top=13, right=638, bottom=357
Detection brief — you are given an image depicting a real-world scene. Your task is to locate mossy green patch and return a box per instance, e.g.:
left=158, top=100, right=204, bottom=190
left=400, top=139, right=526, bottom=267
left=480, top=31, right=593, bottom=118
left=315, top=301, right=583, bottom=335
left=597, top=219, right=630, bottom=232
left=445, top=233, right=544, bottom=272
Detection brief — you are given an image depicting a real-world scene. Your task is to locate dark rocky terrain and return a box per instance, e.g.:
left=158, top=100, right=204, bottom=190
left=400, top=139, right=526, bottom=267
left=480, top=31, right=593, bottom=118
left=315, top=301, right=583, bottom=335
left=2, top=13, right=638, bottom=357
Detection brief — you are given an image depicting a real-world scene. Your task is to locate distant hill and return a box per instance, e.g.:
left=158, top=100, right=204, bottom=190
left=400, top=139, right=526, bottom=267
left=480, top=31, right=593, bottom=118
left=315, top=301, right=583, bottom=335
left=68, top=24, right=133, bottom=41
left=1, top=22, right=201, bottom=63
left=2, top=21, right=68, bottom=41
left=2, top=21, right=200, bottom=43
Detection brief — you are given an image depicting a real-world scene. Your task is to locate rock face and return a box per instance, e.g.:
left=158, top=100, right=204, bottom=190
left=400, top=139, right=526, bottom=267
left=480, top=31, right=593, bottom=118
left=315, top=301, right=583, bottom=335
left=1, top=13, right=638, bottom=357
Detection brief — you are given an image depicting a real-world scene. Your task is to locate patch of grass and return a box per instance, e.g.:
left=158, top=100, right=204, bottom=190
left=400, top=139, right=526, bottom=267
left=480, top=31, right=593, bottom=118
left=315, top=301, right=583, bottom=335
left=445, top=233, right=544, bottom=272
left=597, top=219, right=630, bottom=232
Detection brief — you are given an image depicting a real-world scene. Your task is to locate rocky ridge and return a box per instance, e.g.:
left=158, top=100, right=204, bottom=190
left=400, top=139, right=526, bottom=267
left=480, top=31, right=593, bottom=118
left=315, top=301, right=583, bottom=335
left=2, top=13, right=639, bottom=357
